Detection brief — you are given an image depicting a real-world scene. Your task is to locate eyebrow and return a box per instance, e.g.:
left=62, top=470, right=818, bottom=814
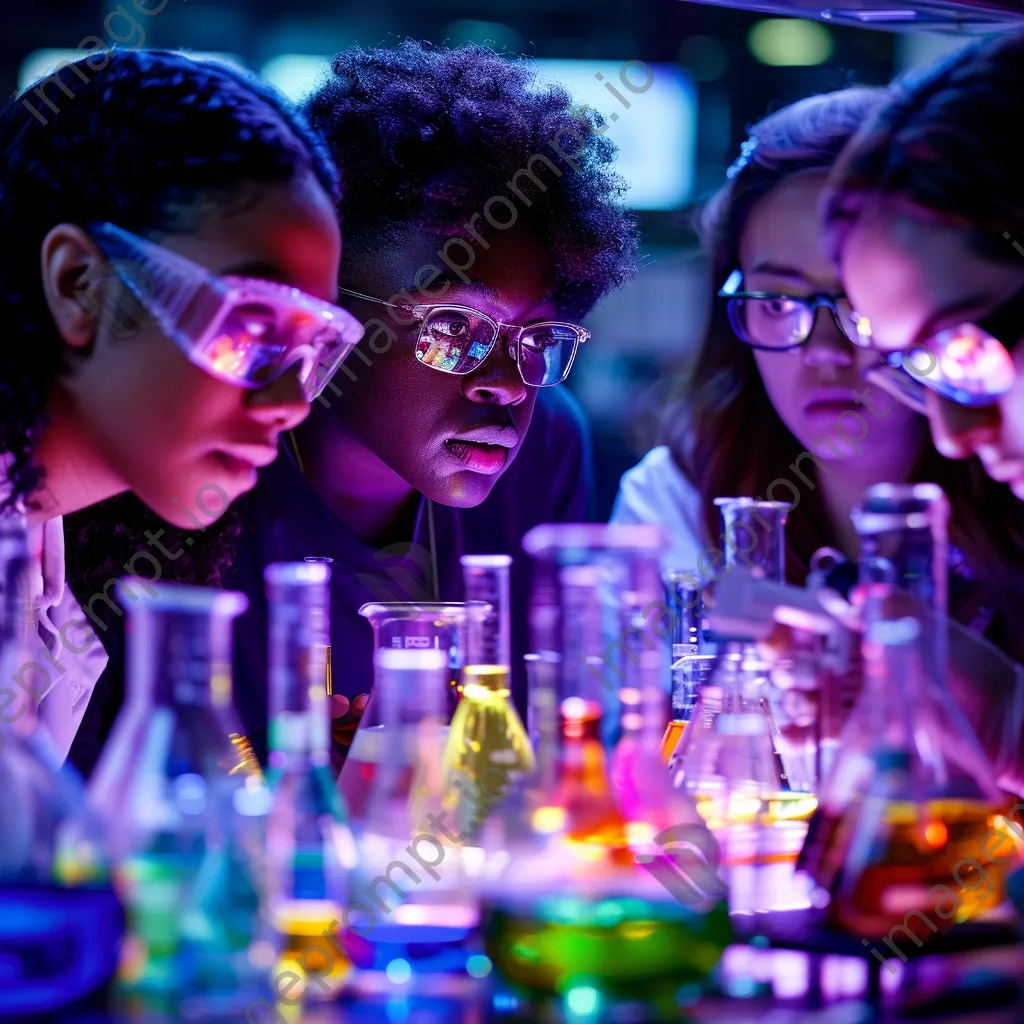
left=219, top=259, right=292, bottom=284
left=747, top=261, right=811, bottom=282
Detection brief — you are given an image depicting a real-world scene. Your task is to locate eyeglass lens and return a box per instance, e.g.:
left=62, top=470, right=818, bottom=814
left=414, top=308, right=577, bottom=386
left=730, top=296, right=859, bottom=349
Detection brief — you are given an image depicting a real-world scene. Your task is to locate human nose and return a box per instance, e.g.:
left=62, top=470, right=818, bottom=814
left=802, top=307, right=854, bottom=371
left=245, top=363, right=311, bottom=431
left=925, top=388, right=1000, bottom=460
left=461, top=327, right=529, bottom=406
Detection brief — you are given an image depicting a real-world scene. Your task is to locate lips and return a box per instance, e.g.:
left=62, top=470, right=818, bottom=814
left=445, top=439, right=510, bottom=475
left=803, top=388, right=860, bottom=415
left=217, top=443, right=281, bottom=469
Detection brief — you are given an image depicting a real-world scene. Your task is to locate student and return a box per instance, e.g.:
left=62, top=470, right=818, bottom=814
left=0, top=49, right=358, bottom=763
left=610, top=89, right=1024, bottom=725
left=822, top=31, right=1024, bottom=501
left=70, top=41, right=637, bottom=773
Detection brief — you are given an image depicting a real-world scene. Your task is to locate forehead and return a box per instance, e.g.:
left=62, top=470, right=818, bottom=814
left=838, top=198, right=1024, bottom=350
left=352, top=222, right=558, bottom=318
left=740, top=171, right=836, bottom=284
left=163, top=176, right=341, bottom=298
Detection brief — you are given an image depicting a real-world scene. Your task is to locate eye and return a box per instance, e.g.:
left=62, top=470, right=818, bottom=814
left=426, top=316, right=469, bottom=340
left=759, top=297, right=799, bottom=318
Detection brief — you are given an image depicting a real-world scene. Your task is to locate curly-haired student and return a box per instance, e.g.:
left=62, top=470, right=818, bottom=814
left=233, top=40, right=638, bottom=766
left=0, top=48, right=358, bottom=762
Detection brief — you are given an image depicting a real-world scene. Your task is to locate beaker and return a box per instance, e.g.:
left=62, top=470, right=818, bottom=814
left=444, top=556, right=533, bottom=837
left=339, top=602, right=482, bottom=981
left=264, top=562, right=358, bottom=1002
left=72, top=582, right=269, bottom=1017
left=714, top=498, right=791, bottom=583
left=480, top=523, right=732, bottom=1007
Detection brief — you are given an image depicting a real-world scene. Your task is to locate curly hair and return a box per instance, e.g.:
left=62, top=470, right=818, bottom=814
left=661, top=87, right=1024, bottom=661
left=303, top=40, right=639, bottom=320
left=0, top=48, right=339, bottom=599
left=822, top=31, right=1024, bottom=267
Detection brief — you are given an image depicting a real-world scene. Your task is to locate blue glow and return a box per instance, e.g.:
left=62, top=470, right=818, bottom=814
left=566, top=986, right=600, bottom=1015
left=385, top=958, right=412, bottom=985
left=466, top=954, right=492, bottom=978
left=531, top=60, right=696, bottom=209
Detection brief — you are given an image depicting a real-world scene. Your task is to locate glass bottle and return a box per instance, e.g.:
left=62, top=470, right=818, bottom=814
left=797, top=611, right=1008, bottom=938
left=850, top=482, right=951, bottom=684
left=338, top=602, right=481, bottom=982
left=660, top=571, right=704, bottom=763
left=77, top=582, right=270, bottom=1018
left=480, top=524, right=732, bottom=1007
left=264, top=562, right=358, bottom=1002
left=443, top=555, right=533, bottom=837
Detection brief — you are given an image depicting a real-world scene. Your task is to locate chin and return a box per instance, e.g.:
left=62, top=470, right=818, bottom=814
left=426, top=472, right=499, bottom=509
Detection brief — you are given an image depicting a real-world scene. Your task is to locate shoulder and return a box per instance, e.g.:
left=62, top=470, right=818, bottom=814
left=610, top=445, right=707, bottom=569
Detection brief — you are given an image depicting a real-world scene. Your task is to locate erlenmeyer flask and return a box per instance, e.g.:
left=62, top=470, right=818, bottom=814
left=444, top=555, right=533, bottom=837
left=480, top=524, right=732, bottom=1006
left=339, top=602, right=481, bottom=982
left=73, top=582, right=270, bottom=1017
left=0, top=516, right=124, bottom=1018
left=798, top=610, right=1009, bottom=939
left=660, top=571, right=704, bottom=763
left=264, top=561, right=358, bottom=1002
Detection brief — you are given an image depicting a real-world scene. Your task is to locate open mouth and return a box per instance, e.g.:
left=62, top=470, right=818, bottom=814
left=444, top=439, right=510, bottom=475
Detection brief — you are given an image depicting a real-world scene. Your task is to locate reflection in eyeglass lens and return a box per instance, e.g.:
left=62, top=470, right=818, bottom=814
left=519, top=324, right=574, bottom=386
left=416, top=310, right=495, bottom=372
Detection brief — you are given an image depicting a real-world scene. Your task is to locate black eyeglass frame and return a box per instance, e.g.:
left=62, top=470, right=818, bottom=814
left=336, top=286, right=590, bottom=388
left=717, top=270, right=859, bottom=351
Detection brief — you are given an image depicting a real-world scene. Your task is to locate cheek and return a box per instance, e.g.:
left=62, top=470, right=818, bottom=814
left=753, top=351, right=800, bottom=406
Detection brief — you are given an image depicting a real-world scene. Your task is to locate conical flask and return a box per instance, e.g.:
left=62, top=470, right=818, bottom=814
left=0, top=515, right=124, bottom=1018
left=443, top=555, right=533, bottom=838
left=797, top=609, right=1009, bottom=940
left=264, top=561, right=358, bottom=1002
left=73, top=581, right=270, bottom=1017
left=480, top=524, right=732, bottom=1006
left=338, top=601, right=481, bottom=982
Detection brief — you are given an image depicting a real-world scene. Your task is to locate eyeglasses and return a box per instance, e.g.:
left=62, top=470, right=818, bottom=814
left=336, top=287, right=590, bottom=387
left=718, top=270, right=860, bottom=350
left=851, top=288, right=1021, bottom=412
left=88, top=223, right=364, bottom=401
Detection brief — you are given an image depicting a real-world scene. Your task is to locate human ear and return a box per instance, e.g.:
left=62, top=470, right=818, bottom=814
left=39, top=223, right=145, bottom=352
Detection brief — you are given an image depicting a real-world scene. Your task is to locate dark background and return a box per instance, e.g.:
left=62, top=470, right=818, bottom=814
left=6, top=1, right=974, bottom=517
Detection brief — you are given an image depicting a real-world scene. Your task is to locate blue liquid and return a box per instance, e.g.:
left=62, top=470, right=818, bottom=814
left=0, top=883, right=124, bottom=1017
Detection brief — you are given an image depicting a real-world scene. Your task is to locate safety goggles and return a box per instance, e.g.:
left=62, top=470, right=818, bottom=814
left=88, top=223, right=364, bottom=401
left=337, top=287, right=589, bottom=387
left=852, top=288, right=1021, bottom=414
left=718, top=270, right=860, bottom=351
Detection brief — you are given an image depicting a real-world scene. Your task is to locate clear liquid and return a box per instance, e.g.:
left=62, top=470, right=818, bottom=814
left=339, top=725, right=479, bottom=967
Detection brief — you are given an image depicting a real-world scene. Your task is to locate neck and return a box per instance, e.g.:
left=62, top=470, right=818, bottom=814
left=292, top=407, right=417, bottom=545
left=27, top=387, right=128, bottom=526
left=818, top=439, right=924, bottom=559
